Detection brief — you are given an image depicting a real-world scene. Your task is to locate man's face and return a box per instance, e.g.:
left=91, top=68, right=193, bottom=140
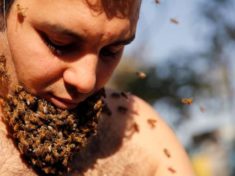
left=4, top=0, right=140, bottom=109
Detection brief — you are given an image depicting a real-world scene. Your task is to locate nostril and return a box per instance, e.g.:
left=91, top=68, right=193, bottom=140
left=65, top=83, right=79, bottom=97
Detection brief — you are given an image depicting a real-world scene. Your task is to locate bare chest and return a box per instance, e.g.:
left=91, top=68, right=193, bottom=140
left=70, top=143, right=158, bottom=176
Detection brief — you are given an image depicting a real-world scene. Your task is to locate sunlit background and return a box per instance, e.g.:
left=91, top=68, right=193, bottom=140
left=107, top=0, right=235, bottom=175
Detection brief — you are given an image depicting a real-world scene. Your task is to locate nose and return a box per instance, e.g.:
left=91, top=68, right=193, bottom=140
left=63, top=54, right=97, bottom=94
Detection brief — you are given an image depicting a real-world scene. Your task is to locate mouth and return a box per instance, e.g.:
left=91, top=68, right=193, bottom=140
left=46, top=95, right=79, bottom=109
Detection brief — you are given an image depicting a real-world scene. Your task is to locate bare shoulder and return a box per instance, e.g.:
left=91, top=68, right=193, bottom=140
left=70, top=89, right=195, bottom=176
left=104, top=89, right=195, bottom=176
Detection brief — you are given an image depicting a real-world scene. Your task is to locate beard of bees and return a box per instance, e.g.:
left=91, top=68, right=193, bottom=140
left=0, top=84, right=105, bottom=176
left=0, top=55, right=9, bottom=96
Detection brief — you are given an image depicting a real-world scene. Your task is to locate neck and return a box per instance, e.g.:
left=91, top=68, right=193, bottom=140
left=0, top=105, right=37, bottom=176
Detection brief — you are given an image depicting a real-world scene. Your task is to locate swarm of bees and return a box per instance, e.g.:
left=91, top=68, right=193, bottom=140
left=0, top=85, right=105, bottom=176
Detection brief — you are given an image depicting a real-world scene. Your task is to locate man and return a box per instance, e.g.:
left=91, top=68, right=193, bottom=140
left=0, top=0, right=195, bottom=175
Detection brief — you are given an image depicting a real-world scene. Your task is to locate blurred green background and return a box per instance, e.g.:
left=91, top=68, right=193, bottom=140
left=107, top=0, right=235, bottom=175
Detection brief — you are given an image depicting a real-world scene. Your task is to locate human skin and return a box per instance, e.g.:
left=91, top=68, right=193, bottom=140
left=2, top=0, right=139, bottom=109
left=0, top=0, right=195, bottom=175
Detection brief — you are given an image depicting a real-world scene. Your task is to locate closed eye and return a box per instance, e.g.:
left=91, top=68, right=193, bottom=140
left=39, top=31, right=75, bottom=56
left=100, top=46, right=124, bottom=60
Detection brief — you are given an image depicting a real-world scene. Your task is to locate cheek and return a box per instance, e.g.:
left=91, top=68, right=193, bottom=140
left=7, top=27, right=62, bottom=92
left=14, top=55, right=61, bottom=91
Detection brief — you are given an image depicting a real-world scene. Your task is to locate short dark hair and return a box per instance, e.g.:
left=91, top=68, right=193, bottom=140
left=0, top=0, right=14, bottom=15
left=85, top=0, right=138, bottom=19
left=0, top=0, right=140, bottom=30
left=0, top=0, right=14, bottom=30
left=1, top=0, right=139, bottom=18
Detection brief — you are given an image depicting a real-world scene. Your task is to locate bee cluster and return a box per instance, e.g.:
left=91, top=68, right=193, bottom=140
left=0, top=55, right=9, bottom=87
left=0, top=85, right=105, bottom=176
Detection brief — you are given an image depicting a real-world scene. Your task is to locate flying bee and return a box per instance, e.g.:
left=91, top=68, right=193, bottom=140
left=147, top=118, right=157, bottom=128
left=121, top=91, right=129, bottom=100
left=200, top=106, right=206, bottom=112
left=132, top=122, right=139, bottom=132
left=181, top=98, right=193, bottom=105
left=110, top=92, right=121, bottom=99
left=136, top=71, right=147, bottom=79
left=168, top=167, right=176, bottom=174
left=125, top=122, right=139, bottom=139
left=102, top=104, right=112, bottom=116
left=117, top=105, right=128, bottom=114
left=94, top=99, right=103, bottom=110
left=16, top=4, right=28, bottom=23
left=170, top=18, right=179, bottom=24
left=155, top=0, right=160, bottom=4
left=163, top=148, right=171, bottom=158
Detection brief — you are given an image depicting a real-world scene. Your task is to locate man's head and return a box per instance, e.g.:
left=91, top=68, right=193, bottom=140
left=0, top=0, right=141, bottom=105
left=0, top=0, right=141, bottom=175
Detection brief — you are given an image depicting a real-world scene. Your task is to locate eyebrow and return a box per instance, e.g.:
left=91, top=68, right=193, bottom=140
left=39, top=22, right=135, bottom=46
left=112, top=34, right=135, bottom=46
left=40, top=22, right=85, bottom=41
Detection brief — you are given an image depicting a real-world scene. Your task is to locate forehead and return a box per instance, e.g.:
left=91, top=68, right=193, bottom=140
left=17, top=0, right=141, bottom=22
left=12, top=0, right=141, bottom=42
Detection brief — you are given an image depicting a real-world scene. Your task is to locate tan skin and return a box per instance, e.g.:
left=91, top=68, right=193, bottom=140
left=0, top=0, right=195, bottom=175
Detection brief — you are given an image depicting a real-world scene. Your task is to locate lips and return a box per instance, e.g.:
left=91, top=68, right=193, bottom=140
left=47, top=95, right=79, bottom=109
